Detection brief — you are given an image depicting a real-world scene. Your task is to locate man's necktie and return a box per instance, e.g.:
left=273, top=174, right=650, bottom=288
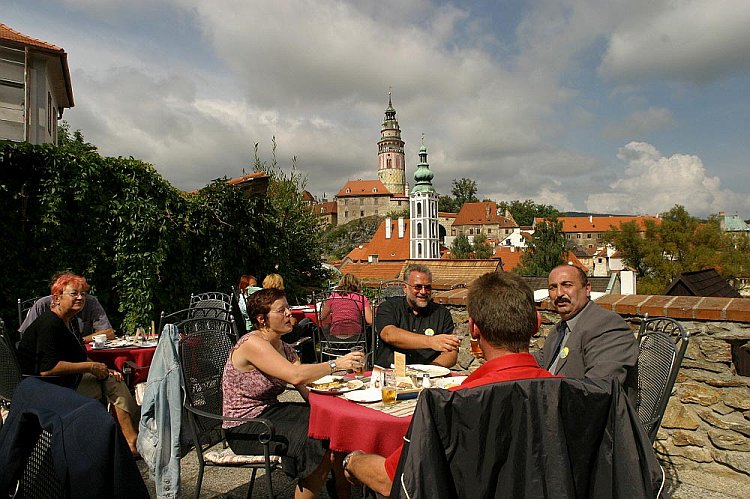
left=548, top=321, right=569, bottom=373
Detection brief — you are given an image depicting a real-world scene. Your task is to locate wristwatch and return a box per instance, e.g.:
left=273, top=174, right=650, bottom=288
left=328, top=359, right=337, bottom=373
left=343, top=450, right=359, bottom=471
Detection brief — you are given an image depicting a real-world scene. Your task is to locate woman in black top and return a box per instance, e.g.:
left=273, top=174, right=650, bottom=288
left=17, top=273, right=140, bottom=456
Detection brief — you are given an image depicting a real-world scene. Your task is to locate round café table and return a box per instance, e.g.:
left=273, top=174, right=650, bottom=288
left=307, top=391, right=413, bottom=456
left=86, top=343, right=156, bottom=385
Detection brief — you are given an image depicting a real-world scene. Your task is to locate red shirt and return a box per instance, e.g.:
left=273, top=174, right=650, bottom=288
left=383, top=352, right=557, bottom=480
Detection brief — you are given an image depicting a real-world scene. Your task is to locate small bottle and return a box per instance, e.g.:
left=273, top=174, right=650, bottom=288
left=422, top=373, right=431, bottom=388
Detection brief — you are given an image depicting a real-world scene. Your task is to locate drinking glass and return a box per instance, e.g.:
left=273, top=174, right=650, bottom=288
left=381, top=372, right=397, bottom=405
left=350, top=345, right=365, bottom=379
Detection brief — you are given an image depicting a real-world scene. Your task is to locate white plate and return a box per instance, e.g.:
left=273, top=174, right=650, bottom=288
left=434, top=376, right=468, bottom=389
left=344, top=388, right=382, bottom=403
left=407, top=364, right=451, bottom=378
left=308, top=377, right=364, bottom=394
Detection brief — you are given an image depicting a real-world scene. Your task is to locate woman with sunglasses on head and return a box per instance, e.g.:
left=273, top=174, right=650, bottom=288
left=223, top=288, right=364, bottom=499
left=16, top=272, right=140, bottom=456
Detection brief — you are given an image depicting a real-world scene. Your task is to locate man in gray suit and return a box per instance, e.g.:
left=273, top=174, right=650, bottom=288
left=536, top=265, right=637, bottom=388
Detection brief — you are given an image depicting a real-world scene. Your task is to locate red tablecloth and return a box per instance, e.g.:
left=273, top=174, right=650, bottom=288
left=308, top=392, right=412, bottom=456
left=290, top=306, right=317, bottom=324
left=86, top=344, right=156, bottom=385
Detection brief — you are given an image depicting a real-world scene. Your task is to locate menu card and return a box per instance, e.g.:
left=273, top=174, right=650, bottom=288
left=394, top=352, right=406, bottom=378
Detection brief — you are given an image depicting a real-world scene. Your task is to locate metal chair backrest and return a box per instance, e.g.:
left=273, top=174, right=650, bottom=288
left=14, top=428, right=65, bottom=499
left=0, top=324, right=22, bottom=407
left=176, top=316, right=277, bottom=499
left=635, top=316, right=690, bottom=443
left=160, top=306, right=238, bottom=343
left=377, top=280, right=405, bottom=303
left=315, top=291, right=369, bottom=362
left=189, top=291, right=232, bottom=309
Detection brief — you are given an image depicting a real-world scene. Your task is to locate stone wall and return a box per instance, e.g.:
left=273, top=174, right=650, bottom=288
left=439, top=291, right=750, bottom=497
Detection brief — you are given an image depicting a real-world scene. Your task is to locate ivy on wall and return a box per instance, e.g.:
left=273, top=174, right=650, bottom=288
left=0, top=138, right=327, bottom=334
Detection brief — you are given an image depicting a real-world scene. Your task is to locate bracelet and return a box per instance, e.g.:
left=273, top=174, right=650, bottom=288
left=343, top=450, right=361, bottom=471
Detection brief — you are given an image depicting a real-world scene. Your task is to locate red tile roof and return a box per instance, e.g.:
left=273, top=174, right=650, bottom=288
left=312, top=201, right=337, bottom=214
left=0, top=23, right=63, bottom=52
left=338, top=262, right=405, bottom=285
left=453, top=202, right=517, bottom=227
left=337, top=179, right=392, bottom=197
left=491, top=246, right=525, bottom=271
left=536, top=215, right=661, bottom=233
left=226, top=172, right=268, bottom=185
left=346, top=218, right=411, bottom=262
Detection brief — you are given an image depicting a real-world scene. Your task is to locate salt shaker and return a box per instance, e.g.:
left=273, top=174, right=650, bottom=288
left=421, top=373, right=431, bottom=388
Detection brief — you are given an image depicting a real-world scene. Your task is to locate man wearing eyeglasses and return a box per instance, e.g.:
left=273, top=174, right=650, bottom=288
left=19, top=291, right=115, bottom=344
left=373, top=264, right=458, bottom=368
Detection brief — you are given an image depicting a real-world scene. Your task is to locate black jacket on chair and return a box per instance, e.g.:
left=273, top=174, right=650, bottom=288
left=390, top=377, right=664, bottom=499
left=0, top=377, right=148, bottom=499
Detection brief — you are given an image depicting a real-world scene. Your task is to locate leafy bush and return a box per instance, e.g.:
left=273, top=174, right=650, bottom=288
left=0, top=138, right=325, bottom=333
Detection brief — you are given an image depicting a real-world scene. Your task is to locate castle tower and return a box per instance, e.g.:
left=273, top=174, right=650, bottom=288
left=410, top=137, right=439, bottom=259
left=377, top=92, right=406, bottom=196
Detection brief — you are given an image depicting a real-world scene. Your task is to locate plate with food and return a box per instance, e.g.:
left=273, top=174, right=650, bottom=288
left=308, top=375, right=364, bottom=394
left=434, top=376, right=468, bottom=390
left=406, top=364, right=451, bottom=378
left=344, top=388, right=382, bottom=403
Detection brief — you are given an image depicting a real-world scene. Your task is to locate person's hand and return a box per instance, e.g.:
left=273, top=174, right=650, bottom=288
left=343, top=450, right=365, bottom=484
left=109, top=369, right=124, bottom=382
left=89, top=362, right=109, bottom=380
left=339, top=351, right=365, bottom=372
left=430, top=334, right=460, bottom=352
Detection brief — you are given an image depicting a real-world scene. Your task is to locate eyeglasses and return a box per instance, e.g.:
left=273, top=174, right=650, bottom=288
left=269, top=306, right=291, bottom=314
left=63, top=290, right=87, bottom=297
left=406, top=284, right=432, bottom=292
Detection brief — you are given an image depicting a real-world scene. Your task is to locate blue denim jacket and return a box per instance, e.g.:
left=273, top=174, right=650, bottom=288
left=136, top=325, right=183, bottom=499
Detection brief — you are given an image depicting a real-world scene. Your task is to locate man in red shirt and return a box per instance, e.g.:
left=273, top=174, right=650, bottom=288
left=343, top=271, right=556, bottom=495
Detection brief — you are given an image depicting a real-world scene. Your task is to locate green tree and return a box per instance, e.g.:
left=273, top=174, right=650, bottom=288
left=437, top=194, right=458, bottom=213
left=450, top=234, right=472, bottom=259
left=451, top=178, right=479, bottom=208
left=497, top=199, right=560, bottom=226
left=517, top=220, right=566, bottom=275
left=603, top=205, right=750, bottom=294
left=472, top=233, right=493, bottom=259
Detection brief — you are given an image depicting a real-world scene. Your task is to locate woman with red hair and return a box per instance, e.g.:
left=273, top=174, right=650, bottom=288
left=17, top=273, right=140, bottom=456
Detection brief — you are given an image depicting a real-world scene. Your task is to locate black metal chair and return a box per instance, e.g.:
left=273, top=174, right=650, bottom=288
left=635, top=316, right=690, bottom=443
left=314, top=291, right=369, bottom=362
left=177, top=317, right=282, bottom=499
left=370, top=280, right=405, bottom=365
left=189, top=291, right=233, bottom=310
left=6, top=427, right=64, bottom=499
left=0, top=322, right=22, bottom=410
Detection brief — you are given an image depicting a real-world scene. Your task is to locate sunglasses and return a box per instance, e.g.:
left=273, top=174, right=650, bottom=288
left=406, top=284, right=432, bottom=292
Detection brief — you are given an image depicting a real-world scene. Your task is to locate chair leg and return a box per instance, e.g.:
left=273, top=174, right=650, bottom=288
left=194, top=459, right=205, bottom=499
left=246, top=468, right=257, bottom=499
left=264, top=464, right=275, bottom=499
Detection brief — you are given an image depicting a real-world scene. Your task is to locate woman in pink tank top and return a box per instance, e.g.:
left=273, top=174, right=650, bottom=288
left=223, top=288, right=364, bottom=499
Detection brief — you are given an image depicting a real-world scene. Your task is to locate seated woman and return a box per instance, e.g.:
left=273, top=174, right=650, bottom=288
left=320, top=273, right=373, bottom=338
left=16, top=273, right=140, bottom=456
left=237, top=274, right=262, bottom=330
left=262, top=273, right=285, bottom=290
left=223, top=288, right=364, bottom=499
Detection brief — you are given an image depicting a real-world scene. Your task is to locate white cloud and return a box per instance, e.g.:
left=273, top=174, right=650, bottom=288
left=586, top=142, right=750, bottom=216
left=599, top=0, right=750, bottom=83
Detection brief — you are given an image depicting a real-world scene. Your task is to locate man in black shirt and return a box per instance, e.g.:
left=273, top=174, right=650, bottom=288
left=373, top=264, right=458, bottom=367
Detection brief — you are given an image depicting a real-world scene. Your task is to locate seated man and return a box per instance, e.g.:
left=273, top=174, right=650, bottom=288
left=536, top=265, right=638, bottom=389
left=345, top=271, right=555, bottom=495
left=20, top=293, right=115, bottom=344
left=373, top=264, right=458, bottom=368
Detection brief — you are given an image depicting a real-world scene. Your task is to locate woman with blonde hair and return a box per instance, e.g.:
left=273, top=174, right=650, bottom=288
left=262, top=273, right=285, bottom=290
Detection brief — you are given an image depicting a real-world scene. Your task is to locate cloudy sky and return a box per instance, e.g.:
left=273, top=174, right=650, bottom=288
left=5, top=0, right=750, bottom=217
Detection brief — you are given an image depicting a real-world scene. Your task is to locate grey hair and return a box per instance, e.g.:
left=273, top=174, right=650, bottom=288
left=403, top=263, right=432, bottom=281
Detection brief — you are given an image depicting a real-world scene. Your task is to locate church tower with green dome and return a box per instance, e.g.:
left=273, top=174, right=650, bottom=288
left=410, top=137, right=439, bottom=259
left=377, top=92, right=407, bottom=196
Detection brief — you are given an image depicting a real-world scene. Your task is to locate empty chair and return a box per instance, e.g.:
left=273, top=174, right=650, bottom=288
left=16, top=296, right=40, bottom=330
left=635, top=316, right=690, bottom=443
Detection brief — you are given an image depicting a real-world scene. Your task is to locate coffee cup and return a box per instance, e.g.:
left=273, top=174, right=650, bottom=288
left=93, top=334, right=107, bottom=348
